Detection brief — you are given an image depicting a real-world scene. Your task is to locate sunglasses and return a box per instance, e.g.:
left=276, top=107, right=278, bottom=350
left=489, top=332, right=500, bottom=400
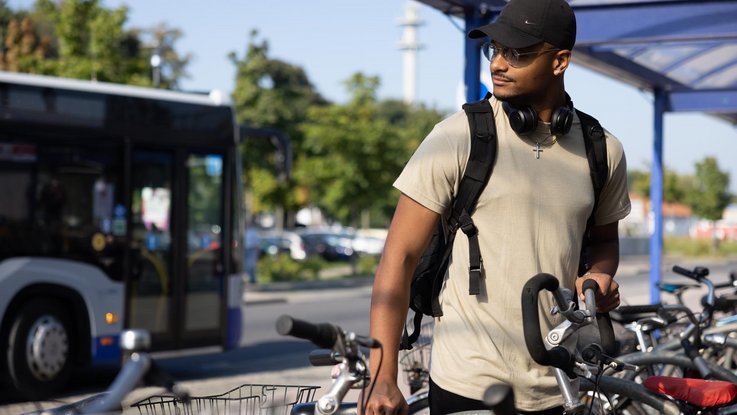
left=481, top=42, right=561, bottom=68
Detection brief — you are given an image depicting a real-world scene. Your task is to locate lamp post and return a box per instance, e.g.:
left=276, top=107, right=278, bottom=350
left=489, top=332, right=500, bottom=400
left=150, top=47, right=161, bottom=88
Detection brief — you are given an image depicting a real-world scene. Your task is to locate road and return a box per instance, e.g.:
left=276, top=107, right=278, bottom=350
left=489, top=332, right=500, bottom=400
left=1, top=257, right=736, bottom=413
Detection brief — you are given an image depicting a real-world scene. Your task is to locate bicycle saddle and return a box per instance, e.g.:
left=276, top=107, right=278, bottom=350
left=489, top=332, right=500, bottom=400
left=658, top=282, right=700, bottom=295
left=643, top=376, right=737, bottom=408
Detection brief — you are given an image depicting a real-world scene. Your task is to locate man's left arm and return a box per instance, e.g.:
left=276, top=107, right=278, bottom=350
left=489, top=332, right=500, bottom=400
left=576, top=221, right=620, bottom=312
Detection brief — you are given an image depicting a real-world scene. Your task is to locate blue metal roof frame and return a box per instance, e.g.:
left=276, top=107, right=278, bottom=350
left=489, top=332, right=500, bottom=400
left=416, top=0, right=737, bottom=303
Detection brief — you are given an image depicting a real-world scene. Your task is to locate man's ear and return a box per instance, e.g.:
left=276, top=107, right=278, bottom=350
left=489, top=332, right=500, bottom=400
left=552, top=49, right=572, bottom=75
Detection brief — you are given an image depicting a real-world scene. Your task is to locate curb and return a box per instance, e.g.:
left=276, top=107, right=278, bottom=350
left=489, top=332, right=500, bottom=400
left=243, top=277, right=374, bottom=305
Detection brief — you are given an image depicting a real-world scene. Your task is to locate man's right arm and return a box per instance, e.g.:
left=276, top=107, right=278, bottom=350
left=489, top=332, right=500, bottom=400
left=363, top=194, right=440, bottom=415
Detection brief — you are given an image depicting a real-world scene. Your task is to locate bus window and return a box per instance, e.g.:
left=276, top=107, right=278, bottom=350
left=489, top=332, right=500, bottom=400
left=129, top=151, right=173, bottom=335
left=185, top=153, right=224, bottom=332
left=0, top=142, right=124, bottom=278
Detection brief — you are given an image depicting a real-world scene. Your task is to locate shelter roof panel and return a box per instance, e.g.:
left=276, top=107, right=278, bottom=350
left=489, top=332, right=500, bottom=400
left=417, top=0, right=737, bottom=123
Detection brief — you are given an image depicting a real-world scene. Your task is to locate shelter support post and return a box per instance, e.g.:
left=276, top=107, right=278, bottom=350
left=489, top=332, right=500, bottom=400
left=649, top=88, right=666, bottom=304
left=463, top=9, right=484, bottom=103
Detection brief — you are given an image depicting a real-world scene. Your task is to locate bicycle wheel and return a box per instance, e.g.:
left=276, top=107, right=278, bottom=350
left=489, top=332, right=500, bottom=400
left=580, top=390, right=652, bottom=415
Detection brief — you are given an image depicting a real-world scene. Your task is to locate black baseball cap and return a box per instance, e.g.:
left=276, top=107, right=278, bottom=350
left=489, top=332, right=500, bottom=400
left=468, top=0, right=576, bottom=50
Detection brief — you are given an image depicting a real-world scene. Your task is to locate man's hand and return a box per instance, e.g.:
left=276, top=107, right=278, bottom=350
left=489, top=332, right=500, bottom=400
left=359, top=379, right=408, bottom=415
left=576, top=272, right=620, bottom=312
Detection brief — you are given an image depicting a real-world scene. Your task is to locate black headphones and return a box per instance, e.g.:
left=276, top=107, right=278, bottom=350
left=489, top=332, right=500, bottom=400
left=502, top=94, right=574, bottom=136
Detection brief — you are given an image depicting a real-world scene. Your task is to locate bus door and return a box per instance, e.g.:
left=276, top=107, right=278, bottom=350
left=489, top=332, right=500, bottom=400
left=128, top=150, right=225, bottom=348
left=182, top=152, right=225, bottom=342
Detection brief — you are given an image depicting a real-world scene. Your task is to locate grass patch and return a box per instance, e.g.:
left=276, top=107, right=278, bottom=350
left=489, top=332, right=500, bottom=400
left=664, top=237, right=737, bottom=258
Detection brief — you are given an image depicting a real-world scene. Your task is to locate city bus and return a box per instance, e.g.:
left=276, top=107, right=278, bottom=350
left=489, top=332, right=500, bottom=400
left=0, top=71, right=244, bottom=398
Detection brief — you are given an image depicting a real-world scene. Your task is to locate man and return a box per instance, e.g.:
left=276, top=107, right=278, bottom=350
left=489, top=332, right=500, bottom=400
left=364, top=0, right=630, bottom=413
left=244, top=220, right=260, bottom=284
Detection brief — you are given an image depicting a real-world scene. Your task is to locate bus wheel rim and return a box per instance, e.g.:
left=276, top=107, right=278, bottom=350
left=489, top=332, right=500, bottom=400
left=25, top=315, right=69, bottom=381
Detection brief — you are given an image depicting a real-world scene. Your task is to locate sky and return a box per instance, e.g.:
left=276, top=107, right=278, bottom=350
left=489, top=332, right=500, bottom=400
left=7, top=0, right=737, bottom=192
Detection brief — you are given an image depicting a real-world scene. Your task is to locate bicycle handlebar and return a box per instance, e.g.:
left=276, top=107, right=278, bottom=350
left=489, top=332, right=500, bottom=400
left=522, top=273, right=616, bottom=370
left=673, top=265, right=709, bottom=281
left=521, top=273, right=573, bottom=369
left=617, top=304, right=663, bottom=315
left=276, top=315, right=341, bottom=349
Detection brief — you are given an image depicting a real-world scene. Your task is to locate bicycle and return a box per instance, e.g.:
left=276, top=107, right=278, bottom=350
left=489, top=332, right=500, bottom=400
left=522, top=272, right=737, bottom=415
left=21, top=329, right=188, bottom=415
left=612, top=266, right=737, bottom=382
left=24, top=329, right=320, bottom=415
left=275, top=314, right=429, bottom=415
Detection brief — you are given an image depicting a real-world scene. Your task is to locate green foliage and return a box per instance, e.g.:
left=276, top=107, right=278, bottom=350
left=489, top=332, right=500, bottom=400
left=1, top=0, right=188, bottom=87
left=256, top=254, right=304, bottom=282
left=684, top=157, right=732, bottom=221
left=665, top=237, right=737, bottom=258
left=356, top=255, right=379, bottom=276
left=627, top=168, right=690, bottom=203
left=297, top=73, right=443, bottom=225
left=255, top=254, right=328, bottom=282
left=231, top=31, right=326, bottom=219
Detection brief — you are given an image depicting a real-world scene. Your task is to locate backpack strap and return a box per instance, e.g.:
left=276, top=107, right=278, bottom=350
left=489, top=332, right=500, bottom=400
left=450, top=93, right=497, bottom=296
left=401, top=95, right=497, bottom=349
left=576, top=108, right=608, bottom=275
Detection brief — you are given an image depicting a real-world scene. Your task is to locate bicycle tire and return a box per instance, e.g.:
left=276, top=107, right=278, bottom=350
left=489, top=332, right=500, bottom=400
left=616, top=350, right=737, bottom=383
left=407, top=391, right=429, bottom=415
left=580, top=376, right=680, bottom=415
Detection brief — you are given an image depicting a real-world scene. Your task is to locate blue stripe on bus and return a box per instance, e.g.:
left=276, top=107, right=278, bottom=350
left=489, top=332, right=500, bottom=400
left=91, top=335, right=121, bottom=365
left=226, top=306, right=242, bottom=349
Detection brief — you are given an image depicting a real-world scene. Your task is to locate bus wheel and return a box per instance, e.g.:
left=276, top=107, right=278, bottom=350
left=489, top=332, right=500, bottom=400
left=6, top=298, right=74, bottom=399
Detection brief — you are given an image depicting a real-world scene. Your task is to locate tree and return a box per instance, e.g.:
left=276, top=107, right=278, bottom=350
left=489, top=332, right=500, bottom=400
left=1, top=0, right=188, bottom=87
left=298, top=73, right=443, bottom=226
left=0, top=12, right=53, bottom=73
left=684, top=157, right=732, bottom=247
left=628, top=167, right=689, bottom=203
left=230, top=31, right=326, bottom=223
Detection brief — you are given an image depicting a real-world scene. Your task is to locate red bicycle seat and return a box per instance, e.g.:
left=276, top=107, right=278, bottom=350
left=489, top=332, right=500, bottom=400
left=643, top=376, right=737, bottom=408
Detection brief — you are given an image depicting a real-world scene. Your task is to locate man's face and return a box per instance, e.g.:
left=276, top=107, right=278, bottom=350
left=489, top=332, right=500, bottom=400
left=488, top=42, right=562, bottom=103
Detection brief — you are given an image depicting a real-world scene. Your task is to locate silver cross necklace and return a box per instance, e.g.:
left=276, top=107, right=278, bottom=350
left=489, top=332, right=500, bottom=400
left=532, top=134, right=558, bottom=159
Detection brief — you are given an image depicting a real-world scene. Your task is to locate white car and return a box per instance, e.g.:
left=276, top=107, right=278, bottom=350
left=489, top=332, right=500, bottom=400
left=258, top=230, right=307, bottom=260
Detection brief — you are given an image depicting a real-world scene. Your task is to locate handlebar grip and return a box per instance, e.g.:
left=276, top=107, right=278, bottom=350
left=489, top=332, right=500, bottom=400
left=308, top=349, right=342, bottom=366
left=483, top=383, right=515, bottom=413
left=672, top=265, right=707, bottom=282
left=582, top=278, right=599, bottom=293
left=521, top=273, right=571, bottom=369
left=681, top=338, right=713, bottom=379
left=276, top=315, right=340, bottom=349
left=582, top=278, right=599, bottom=316
left=579, top=278, right=616, bottom=356
left=616, top=304, right=663, bottom=315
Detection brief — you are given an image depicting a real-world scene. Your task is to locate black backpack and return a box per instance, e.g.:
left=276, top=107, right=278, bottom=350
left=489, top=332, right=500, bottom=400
left=400, top=96, right=608, bottom=350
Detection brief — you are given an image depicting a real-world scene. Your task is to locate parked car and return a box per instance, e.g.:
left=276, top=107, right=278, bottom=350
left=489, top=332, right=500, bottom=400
left=298, top=230, right=356, bottom=262
left=352, top=228, right=387, bottom=256
left=258, top=230, right=307, bottom=260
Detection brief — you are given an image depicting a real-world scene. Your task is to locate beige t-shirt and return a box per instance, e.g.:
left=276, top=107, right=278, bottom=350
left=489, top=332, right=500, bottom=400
left=393, top=96, right=631, bottom=411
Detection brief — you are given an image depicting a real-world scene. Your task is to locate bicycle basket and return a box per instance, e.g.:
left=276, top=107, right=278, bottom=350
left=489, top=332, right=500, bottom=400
left=399, top=321, right=433, bottom=394
left=131, top=383, right=320, bottom=415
